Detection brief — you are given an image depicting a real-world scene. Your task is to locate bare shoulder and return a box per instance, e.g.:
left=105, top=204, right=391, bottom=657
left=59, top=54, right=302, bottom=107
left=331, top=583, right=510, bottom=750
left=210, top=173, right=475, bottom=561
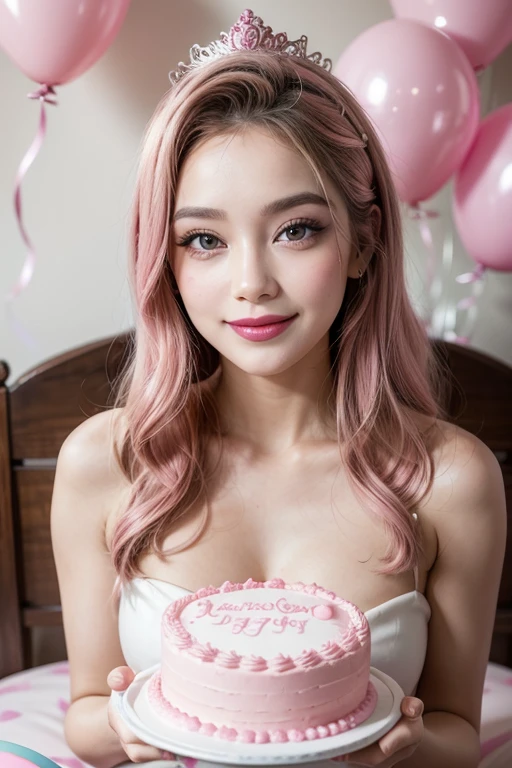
left=414, top=416, right=507, bottom=730
left=57, top=407, right=127, bottom=493
left=419, top=416, right=506, bottom=532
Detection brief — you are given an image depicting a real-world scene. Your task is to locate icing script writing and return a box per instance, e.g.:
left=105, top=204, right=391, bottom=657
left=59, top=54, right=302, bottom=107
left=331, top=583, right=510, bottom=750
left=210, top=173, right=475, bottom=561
left=191, top=599, right=313, bottom=636
left=198, top=598, right=313, bottom=616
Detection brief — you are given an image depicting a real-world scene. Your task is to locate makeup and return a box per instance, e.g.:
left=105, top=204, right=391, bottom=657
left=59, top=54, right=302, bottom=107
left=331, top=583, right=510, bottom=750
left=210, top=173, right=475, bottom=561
left=227, top=315, right=297, bottom=341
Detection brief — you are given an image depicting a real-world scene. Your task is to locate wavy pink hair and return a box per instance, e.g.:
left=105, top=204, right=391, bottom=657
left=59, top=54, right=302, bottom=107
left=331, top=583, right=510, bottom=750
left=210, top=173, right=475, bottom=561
left=110, top=50, right=448, bottom=600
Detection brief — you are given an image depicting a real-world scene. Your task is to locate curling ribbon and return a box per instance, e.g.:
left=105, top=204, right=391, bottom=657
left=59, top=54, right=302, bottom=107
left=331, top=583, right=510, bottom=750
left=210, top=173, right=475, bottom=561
left=407, top=204, right=440, bottom=335
left=6, top=84, right=58, bottom=301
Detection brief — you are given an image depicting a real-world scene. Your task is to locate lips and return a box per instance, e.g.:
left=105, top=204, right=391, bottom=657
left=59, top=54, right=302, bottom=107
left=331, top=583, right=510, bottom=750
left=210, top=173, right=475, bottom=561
left=227, top=314, right=295, bottom=327
left=227, top=315, right=297, bottom=341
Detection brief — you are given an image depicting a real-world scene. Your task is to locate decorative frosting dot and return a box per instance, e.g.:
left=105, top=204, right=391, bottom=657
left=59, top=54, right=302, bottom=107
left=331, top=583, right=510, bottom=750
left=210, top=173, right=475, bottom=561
left=288, top=729, right=306, bottom=742
left=312, top=603, right=333, bottom=620
left=199, top=723, right=217, bottom=736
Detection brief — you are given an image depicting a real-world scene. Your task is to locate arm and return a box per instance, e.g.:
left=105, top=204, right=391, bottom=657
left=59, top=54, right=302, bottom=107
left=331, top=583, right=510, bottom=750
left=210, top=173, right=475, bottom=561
left=343, top=426, right=506, bottom=767
left=398, top=711, right=479, bottom=768
left=51, top=409, right=162, bottom=768
left=398, top=427, right=507, bottom=767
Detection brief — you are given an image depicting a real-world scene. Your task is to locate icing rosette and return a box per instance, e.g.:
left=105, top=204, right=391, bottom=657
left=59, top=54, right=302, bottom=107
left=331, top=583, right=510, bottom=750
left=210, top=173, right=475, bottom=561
left=193, top=586, right=219, bottom=599
left=340, top=624, right=363, bottom=653
left=219, top=580, right=245, bottom=592
left=188, top=642, right=218, bottom=662
left=263, top=577, right=286, bottom=588
left=216, top=650, right=242, bottom=668
left=240, top=654, right=268, bottom=672
left=242, top=577, right=264, bottom=589
left=319, top=640, right=346, bottom=661
left=295, top=648, right=323, bottom=668
left=268, top=653, right=295, bottom=673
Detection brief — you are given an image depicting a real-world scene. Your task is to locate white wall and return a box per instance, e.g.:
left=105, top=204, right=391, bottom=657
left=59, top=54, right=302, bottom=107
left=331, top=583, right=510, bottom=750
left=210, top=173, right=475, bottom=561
left=1, top=0, right=511, bottom=385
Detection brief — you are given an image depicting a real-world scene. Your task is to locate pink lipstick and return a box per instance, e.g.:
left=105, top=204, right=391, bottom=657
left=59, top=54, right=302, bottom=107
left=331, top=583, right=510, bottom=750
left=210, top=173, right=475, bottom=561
left=227, top=314, right=297, bottom=341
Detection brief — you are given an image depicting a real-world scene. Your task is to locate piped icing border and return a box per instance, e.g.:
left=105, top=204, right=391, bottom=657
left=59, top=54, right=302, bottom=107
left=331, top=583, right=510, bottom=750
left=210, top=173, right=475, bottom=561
left=149, top=671, right=378, bottom=743
left=162, top=578, right=370, bottom=672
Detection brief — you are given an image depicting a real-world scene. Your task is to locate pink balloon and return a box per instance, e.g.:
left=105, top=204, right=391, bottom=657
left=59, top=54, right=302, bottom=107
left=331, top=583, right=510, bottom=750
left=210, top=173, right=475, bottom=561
left=334, top=19, right=480, bottom=205
left=453, top=103, right=512, bottom=272
left=391, top=0, right=512, bottom=71
left=0, top=0, right=131, bottom=86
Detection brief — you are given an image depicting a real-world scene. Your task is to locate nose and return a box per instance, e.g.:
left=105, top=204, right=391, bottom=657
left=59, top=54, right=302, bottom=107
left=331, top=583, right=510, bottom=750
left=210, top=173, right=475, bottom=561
left=230, top=240, right=279, bottom=302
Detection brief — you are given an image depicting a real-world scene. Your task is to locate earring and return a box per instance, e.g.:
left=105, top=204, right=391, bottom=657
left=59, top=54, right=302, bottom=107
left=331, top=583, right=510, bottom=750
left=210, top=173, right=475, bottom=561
left=358, top=268, right=363, bottom=279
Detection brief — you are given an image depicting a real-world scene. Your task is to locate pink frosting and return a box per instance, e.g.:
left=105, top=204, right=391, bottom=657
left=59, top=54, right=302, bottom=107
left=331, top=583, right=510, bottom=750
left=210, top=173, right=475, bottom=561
left=161, top=578, right=370, bottom=672
left=148, top=671, right=378, bottom=743
left=154, top=579, right=375, bottom=739
left=240, top=655, right=268, bottom=672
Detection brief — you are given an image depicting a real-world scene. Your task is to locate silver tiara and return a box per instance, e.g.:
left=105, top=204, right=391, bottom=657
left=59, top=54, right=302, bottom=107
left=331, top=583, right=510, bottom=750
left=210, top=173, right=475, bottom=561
left=169, top=8, right=332, bottom=83
left=168, top=9, right=368, bottom=149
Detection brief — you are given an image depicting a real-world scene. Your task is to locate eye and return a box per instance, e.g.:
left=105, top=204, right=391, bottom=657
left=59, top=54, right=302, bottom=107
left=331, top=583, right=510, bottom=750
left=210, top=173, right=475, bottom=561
left=175, top=230, right=225, bottom=258
left=282, top=224, right=307, bottom=241
left=276, top=218, right=325, bottom=245
left=183, top=233, right=221, bottom=250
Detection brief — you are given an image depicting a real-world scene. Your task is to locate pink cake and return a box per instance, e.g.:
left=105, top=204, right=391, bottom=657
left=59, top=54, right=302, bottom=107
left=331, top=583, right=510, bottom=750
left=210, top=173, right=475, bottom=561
left=148, top=578, right=377, bottom=743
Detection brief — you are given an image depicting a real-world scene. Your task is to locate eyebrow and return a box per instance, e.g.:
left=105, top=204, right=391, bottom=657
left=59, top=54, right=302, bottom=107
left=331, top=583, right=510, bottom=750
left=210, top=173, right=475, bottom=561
left=172, top=192, right=331, bottom=222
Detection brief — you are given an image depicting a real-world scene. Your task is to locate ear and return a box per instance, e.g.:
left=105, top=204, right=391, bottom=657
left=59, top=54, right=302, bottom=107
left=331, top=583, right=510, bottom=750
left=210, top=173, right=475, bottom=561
left=347, top=204, right=381, bottom=278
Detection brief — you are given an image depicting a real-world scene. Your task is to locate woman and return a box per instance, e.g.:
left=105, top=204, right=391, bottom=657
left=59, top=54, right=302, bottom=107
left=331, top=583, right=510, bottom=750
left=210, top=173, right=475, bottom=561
left=51, top=10, right=506, bottom=768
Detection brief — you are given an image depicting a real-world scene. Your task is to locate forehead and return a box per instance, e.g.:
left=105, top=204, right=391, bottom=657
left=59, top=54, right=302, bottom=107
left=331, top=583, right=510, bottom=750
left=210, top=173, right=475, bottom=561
left=174, top=126, right=341, bottom=212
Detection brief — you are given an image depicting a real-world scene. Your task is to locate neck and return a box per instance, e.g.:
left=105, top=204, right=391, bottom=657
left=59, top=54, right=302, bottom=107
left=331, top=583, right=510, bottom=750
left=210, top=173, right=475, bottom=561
left=212, top=343, right=338, bottom=457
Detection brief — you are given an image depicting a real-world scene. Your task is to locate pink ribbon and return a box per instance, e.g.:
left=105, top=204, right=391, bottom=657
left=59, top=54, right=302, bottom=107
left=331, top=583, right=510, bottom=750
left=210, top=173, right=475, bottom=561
left=6, top=84, right=57, bottom=301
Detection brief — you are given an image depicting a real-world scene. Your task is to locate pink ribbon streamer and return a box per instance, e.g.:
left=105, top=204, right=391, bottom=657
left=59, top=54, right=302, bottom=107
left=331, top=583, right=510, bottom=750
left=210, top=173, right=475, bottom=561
left=6, top=83, right=57, bottom=301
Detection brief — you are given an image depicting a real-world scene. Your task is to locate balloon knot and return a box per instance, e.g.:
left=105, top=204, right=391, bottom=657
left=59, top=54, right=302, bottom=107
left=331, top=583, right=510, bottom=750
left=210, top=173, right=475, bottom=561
left=27, top=84, right=58, bottom=105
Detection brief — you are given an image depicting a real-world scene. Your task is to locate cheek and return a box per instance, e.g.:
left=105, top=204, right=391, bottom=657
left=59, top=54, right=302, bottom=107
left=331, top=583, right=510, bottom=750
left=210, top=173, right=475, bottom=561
left=298, top=259, right=346, bottom=310
left=181, top=274, right=212, bottom=308
left=179, top=272, right=224, bottom=327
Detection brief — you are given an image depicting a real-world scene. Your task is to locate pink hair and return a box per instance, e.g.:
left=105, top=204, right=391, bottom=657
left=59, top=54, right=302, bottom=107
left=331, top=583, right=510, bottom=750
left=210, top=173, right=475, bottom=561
left=110, top=51, right=448, bottom=600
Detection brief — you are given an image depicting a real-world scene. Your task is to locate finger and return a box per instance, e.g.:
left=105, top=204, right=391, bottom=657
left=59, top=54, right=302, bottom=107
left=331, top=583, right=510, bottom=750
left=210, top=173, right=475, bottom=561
left=107, top=665, right=136, bottom=691
left=344, top=716, right=423, bottom=765
left=124, top=742, right=175, bottom=763
left=107, top=704, right=148, bottom=744
left=400, top=696, right=424, bottom=719
left=378, top=716, right=424, bottom=758
left=335, top=744, right=417, bottom=767
left=109, top=708, right=176, bottom=762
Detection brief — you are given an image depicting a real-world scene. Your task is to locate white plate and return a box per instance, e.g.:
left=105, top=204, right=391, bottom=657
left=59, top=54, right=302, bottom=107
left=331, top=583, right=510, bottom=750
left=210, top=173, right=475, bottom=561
left=111, top=665, right=404, bottom=766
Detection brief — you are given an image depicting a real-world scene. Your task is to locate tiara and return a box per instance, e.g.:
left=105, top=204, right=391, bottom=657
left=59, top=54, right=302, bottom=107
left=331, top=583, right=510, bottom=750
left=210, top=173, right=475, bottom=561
left=168, top=9, right=368, bottom=149
left=168, top=8, right=332, bottom=83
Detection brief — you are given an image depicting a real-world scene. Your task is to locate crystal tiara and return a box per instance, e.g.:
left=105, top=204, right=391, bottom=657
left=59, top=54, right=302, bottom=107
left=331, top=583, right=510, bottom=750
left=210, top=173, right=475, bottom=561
left=168, top=8, right=332, bottom=84
left=168, top=8, right=368, bottom=148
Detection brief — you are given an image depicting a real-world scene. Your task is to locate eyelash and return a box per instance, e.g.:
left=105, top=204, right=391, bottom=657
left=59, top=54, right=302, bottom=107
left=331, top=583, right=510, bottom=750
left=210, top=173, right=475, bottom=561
left=175, top=217, right=326, bottom=259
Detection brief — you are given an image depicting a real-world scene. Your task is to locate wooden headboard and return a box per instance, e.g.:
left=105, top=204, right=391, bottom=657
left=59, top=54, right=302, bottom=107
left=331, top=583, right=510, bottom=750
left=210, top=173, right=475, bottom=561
left=0, top=335, right=511, bottom=678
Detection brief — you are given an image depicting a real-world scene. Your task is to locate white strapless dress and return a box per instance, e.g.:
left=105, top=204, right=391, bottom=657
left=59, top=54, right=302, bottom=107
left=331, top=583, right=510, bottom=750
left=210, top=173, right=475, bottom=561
left=116, top=573, right=431, bottom=768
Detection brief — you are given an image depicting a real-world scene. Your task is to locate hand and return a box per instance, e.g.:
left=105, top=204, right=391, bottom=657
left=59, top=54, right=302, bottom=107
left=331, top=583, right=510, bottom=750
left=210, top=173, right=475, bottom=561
left=331, top=696, right=424, bottom=766
left=107, top=665, right=178, bottom=763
